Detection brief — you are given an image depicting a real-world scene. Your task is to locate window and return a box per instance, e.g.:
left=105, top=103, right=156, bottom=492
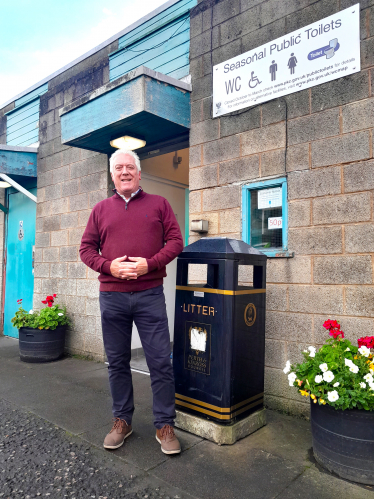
left=242, top=177, right=288, bottom=257
left=6, top=82, right=48, bottom=147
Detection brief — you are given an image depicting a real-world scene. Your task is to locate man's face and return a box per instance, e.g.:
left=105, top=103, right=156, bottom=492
left=111, top=153, right=141, bottom=197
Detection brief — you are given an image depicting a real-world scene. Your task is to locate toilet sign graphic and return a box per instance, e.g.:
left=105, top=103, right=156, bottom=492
left=18, top=221, right=24, bottom=241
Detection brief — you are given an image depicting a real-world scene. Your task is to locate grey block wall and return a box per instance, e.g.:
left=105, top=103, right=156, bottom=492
left=190, top=0, right=374, bottom=417
left=32, top=41, right=117, bottom=360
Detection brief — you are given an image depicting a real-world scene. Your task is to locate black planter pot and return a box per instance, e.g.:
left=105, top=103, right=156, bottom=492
left=19, top=326, right=67, bottom=363
left=311, top=400, right=374, bottom=485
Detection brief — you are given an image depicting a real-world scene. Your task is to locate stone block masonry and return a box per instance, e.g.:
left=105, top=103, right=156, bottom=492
left=190, top=0, right=374, bottom=417
left=30, top=44, right=117, bottom=361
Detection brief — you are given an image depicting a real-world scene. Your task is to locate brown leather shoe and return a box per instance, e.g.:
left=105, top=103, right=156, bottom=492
left=156, top=425, right=181, bottom=455
left=103, top=418, right=132, bottom=449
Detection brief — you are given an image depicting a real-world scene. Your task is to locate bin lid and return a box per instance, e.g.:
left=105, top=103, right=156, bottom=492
left=180, top=237, right=267, bottom=261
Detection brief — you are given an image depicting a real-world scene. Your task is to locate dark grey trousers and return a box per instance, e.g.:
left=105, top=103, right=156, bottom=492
left=99, top=285, right=176, bottom=429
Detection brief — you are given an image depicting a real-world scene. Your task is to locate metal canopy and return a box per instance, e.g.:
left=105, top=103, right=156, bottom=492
left=60, top=66, right=191, bottom=156
left=0, top=145, right=37, bottom=177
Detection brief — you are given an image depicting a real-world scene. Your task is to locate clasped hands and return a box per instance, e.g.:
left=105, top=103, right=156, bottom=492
left=110, top=255, right=148, bottom=280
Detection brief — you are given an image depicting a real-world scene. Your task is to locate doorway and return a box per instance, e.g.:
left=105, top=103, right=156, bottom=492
left=3, top=187, right=37, bottom=338
left=132, top=148, right=189, bottom=349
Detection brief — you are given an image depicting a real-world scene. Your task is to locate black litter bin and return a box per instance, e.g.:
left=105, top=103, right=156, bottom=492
left=173, top=237, right=267, bottom=425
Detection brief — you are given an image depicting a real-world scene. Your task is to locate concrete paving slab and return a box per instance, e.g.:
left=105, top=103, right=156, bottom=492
left=238, top=409, right=312, bottom=465
left=81, top=371, right=203, bottom=471
left=151, top=437, right=305, bottom=499
left=1, top=375, right=113, bottom=435
left=277, top=466, right=373, bottom=498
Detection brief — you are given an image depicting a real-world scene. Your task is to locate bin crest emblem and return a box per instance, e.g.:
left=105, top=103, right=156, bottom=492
left=244, top=303, right=256, bottom=327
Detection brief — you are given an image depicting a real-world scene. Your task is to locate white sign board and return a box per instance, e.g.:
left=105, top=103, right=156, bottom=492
left=268, top=217, right=283, bottom=230
left=258, top=187, right=282, bottom=209
left=213, top=5, right=360, bottom=117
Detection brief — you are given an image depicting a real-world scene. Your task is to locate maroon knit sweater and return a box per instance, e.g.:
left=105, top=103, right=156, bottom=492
left=79, top=189, right=184, bottom=291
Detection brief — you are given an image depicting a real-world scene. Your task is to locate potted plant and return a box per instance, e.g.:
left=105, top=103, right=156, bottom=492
left=284, top=320, right=374, bottom=485
left=11, top=294, right=70, bottom=363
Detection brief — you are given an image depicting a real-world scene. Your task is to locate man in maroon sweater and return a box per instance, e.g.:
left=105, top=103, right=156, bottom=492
left=80, top=149, right=184, bottom=454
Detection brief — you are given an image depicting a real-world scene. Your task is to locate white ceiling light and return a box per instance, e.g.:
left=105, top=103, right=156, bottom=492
left=110, top=135, right=146, bottom=150
left=0, top=181, right=11, bottom=188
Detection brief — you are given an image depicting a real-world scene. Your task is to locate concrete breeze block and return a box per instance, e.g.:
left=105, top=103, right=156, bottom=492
left=342, top=97, right=374, bottom=133
left=288, top=285, right=344, bottom=315
left=313, top=192, right=371, bottom=225
left=190, top=119, right=219, bottom=146
left=288, top=108, right=340, bottom=146
left=266, top=311, right=313, bottom=342
left=288, top=166, right=341, bottom=199
left=345, top=287, right=374, bottom=317
left=202, top=184, right=240, bottom=211
left=286, top=143, right=310, bottom=172
left=344, top=159, right=374, bottom=192
left=311, top=131, right=370, bottom=168
left=314, top=255, right=373, bottom=284
left=242, top=122, right=286, bottom=156
left=261, top=149, right=286, bottom=177
left=219, top=208, right=241, bottom=234
left=219, top=156, right=259, bottom=185
left=345, top=223, right=374, bottom=253
left=203, top=135, right=240, bottom=165
left=267, top=256, right=312, bottom=284
left=288, top=200, right=311, bottom=227
left=189, top=165, right=218, bottom=191
left=288, top=226, right=342, bottom=255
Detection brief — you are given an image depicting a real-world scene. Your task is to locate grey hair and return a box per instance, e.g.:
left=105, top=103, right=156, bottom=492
left=109, top=149, right=141, bottom=173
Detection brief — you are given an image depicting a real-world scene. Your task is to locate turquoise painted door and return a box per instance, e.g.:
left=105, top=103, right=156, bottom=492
left=3, top=188, right=36, bottom=338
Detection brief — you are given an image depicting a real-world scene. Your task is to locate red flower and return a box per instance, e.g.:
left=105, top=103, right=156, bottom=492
left=323, top=319, right=344, bottom=340
left=358, top=336, right=374, bottom=349
left=41, top=293, right=57, bottom=307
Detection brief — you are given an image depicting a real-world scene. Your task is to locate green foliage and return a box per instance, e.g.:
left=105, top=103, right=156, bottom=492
left=287, top=337, right=374, bottom=411
left=11, top=304, right=70, bottom=331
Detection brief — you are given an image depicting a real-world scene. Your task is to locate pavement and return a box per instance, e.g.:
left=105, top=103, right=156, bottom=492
left=0, top=335, right=373, bottom=499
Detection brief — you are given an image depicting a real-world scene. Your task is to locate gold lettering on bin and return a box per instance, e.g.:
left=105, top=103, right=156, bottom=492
left=182, top=304, right=215, bottom=316
left=244, top=303, right=256, bottom=327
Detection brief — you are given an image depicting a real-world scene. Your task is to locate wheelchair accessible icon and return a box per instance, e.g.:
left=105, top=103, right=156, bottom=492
left=248, top=71, right=262, bottom=88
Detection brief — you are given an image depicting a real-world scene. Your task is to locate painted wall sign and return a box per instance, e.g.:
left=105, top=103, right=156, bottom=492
left=213, top=4, right=360, bottom=117
left=258, top=187, right=282, bottom=209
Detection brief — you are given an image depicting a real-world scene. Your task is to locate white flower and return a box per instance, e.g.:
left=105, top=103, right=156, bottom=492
left=349, top=364, right=359, bottom=374
left=358, top=346, right=370, bottom=357
left=288, top=372, right=297, bottom=386
left=369, top=382, right=374, bottom=391
left=359, top=382, right=366, bottom=389
left=345, top=347, right=350, bottom=352
left=345, top=358, right=353, bottom=367
left=319, top=363, right=328, bottom=373
left=363, top=373, right=373, bottom=382
left=315, top=375, right=323, bottom=384
left=308, top=346, right=316, bottom=358
left=29, top=309, right=33, bottom=314
left=327, top=390, right=339, bottom=402
left=58, top=312, right=64, bottom=316
left=323, top=371, right=335, bottom=382
left=333, top=382, right=340, bottom=387
left=283, top=360, right=291, bottom=374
